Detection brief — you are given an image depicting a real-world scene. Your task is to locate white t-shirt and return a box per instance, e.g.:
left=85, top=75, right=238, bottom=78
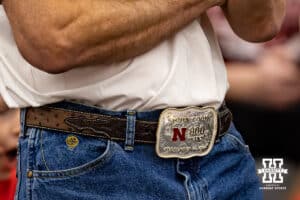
left=0, top=6, right=228, bottom=111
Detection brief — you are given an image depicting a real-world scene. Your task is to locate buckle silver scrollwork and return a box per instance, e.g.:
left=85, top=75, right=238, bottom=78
left=156, top=107, right=218, bottom=159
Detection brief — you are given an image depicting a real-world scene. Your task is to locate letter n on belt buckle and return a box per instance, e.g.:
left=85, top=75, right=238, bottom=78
left=156, top=107, right=218, bottom=159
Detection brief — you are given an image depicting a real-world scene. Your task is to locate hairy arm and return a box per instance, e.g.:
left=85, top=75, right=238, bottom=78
left=2, top=0, right=224, bottom=73
left=222, top=0, right=286, bottom=42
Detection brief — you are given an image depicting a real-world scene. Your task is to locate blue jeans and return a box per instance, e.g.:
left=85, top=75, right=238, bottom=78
left=16, top=102, right=262, bottom=200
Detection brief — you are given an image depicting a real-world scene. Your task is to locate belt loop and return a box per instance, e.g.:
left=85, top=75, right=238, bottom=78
left=20, top=108, right=27, bottom=137
left=124, top=110, right=136, bottom=151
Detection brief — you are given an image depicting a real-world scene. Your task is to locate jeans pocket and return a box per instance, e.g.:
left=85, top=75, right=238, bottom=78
left=29, top=128, right=114, bottom=178
left=222, top=123, right=250, bottom=154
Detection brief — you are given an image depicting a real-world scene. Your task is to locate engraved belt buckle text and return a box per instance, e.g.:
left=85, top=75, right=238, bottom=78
left=156, top=107, right=218, bottom=159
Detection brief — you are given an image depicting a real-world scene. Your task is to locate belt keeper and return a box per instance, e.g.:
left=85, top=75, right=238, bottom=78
left=21, top=108, right=28, bottom=137
left=124, top=110, right=136, bottom=151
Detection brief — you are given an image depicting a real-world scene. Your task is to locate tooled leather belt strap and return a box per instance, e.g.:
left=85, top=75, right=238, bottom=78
left=25, top=105, right=232, bottom=144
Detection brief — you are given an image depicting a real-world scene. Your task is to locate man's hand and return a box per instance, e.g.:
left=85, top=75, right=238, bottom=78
left=227, top=47, right=300, bottom=110
left=3, top=0, right=222, bottom=74
left=222, top=0, right=286, bottom=42
left=254, top=48, right=300, bottom=109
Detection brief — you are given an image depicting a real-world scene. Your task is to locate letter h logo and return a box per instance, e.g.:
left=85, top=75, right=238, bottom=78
left=258, top=158, right=288, bottom=184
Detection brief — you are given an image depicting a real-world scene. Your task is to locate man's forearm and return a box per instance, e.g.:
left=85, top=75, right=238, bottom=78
left=222, top=0, right=286, bottom=42
left=3, top=0, right=223, bottom=73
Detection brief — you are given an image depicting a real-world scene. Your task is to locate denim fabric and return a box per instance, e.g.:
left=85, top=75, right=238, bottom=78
left=16, top=102, right=262, bottom=200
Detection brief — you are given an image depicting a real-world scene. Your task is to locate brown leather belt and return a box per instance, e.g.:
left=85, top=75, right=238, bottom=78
left=25, top=105, right=232, bottom=144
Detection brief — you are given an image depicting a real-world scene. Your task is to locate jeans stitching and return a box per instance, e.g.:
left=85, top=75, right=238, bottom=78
left=176, top=160, right=192, bottom=200
left=15, top=139, right=21, bottom=200
left=32, top=140, right=113, bottom=178
left=226, top=134, right=250, bottom=153
left=199, top=176, right=210, bottom=200
left=27, top=128, right=37, bottom=200
left=40, top=131, right=50, bottom=171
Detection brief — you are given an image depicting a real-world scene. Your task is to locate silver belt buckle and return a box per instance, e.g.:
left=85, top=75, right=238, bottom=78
left=156, top=107, right=218, bottom=159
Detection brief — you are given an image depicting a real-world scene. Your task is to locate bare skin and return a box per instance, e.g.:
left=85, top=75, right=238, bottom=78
left=226, top=47, right=300, bottom=110
left=222, top=0, right=286, bottom=42
left=2, top=0, right=226, bottom=73
left=2, top=0, right=285, bottom=74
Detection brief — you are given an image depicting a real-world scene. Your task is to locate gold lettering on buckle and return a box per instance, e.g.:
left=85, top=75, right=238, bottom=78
left=155, top=107, right=218, bottom=159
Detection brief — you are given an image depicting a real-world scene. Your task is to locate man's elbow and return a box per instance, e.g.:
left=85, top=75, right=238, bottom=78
left=15, top=33, right=77, bottom=74
left=235, top=5, right=286, bottom=43
left=257, top=23, right=280, bottom=42
left=20, top=53, right=71, bottom=74
left=28, top=55, right=72, bottom=74
left=234, top=20, right=281, bottom=43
